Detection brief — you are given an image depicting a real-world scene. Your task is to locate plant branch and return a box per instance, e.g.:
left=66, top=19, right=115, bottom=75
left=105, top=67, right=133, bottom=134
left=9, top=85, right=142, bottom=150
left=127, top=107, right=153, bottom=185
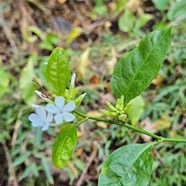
left=74, top=110, right=186, bottom=143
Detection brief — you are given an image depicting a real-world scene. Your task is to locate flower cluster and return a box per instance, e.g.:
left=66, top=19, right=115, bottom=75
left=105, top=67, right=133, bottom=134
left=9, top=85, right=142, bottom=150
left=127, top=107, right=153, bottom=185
left=29, top=95, right=76, bottom=131
left=101, top=95, right=129, bottom=122
left=29, top=73, right=86, bottom=131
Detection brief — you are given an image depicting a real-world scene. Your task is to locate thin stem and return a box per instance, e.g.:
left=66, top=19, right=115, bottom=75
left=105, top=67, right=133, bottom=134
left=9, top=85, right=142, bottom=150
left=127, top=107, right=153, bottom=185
left=74, top=110, right=186, bottom=143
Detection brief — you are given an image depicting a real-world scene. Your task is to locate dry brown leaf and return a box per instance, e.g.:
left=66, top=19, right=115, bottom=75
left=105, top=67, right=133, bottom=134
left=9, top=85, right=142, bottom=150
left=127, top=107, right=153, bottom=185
left=76, top=48, right=90, bottom=79
left=106, top=49, right=117, bottom=74
left=96, top=122, right=108, bottom=128
left=87, top=110, right=103, bottom=117
left=57, top=0, right=67, bottom=4
left=152, top=75, right=164, bottom=86
left=87, top=111, right=108, bottom=128
left=126, top=0, right=140, bottom=12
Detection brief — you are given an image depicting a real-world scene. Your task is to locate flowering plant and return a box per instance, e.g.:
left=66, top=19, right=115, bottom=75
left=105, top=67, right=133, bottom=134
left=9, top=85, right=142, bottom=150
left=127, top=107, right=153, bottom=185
left=28, top=28, right=186, bottom=186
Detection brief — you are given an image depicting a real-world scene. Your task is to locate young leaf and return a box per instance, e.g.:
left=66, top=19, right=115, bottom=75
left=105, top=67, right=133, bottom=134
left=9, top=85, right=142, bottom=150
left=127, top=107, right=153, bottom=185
left=46, top=47, right=71, bottom=95
left=52, top=124, right=77, bottom=169
left=111, top=27, right=171, bottom=103
left=98, top=142, right=156, bottom=186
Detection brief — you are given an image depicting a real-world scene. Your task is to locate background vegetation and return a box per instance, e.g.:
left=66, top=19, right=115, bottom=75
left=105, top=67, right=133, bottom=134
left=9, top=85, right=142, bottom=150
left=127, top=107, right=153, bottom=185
left=0, top=0, right=185, bottom=185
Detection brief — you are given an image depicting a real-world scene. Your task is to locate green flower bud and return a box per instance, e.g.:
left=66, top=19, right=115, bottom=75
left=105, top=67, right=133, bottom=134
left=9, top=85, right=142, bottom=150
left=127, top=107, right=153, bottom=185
left=69, top=87, right=78, bottom=100
left=110, top=111, right=118, bottom=117
left=64, top=89, right=69, bottom=99
left=101, top=109, right=111, bottom=116
left=74, top=93, right=86, bottom=106
left=118, top=114, right=127, bottom=122
left=106, top=101, right=117, bottom=111
left=116, top=95, right=125, bottom=110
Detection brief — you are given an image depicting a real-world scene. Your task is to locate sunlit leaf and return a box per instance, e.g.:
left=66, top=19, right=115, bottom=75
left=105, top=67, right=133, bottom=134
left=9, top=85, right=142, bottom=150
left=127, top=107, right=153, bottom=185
left=98, top=143, right=156, bottom=186
left=77, top=48, right=90, bottom=78
left=19, top=57, right=37, bottom=104
left=40, top=33, right=59, bottom=51
left=127, top=95, right=145, bottom=125
left=118, top=9, right=135, bottom=32
left=67, top=27, right=82, bottom=46
left=46, top=47, right=71, bottom=95
left=115, top=0, right=127, bottom=13
left=111, top=27, right=171, bottom=103
left=135, top=14, right=153, bottom=30
left=52, top=124, right=77, bottom=169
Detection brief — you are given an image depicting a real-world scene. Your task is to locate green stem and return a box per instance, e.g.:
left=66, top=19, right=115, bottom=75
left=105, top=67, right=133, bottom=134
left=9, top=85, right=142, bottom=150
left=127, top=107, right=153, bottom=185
left=74, top=110, right=186, bottom=143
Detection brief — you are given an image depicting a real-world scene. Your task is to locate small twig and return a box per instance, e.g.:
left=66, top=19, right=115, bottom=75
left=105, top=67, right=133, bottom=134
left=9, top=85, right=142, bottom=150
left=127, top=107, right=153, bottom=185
left=76, top=142, right=98, bottom=186
left=11, top=109, right=23, bottom=148
left=11, top=120, right=21, bottom=148
left=2, top=141, right=18, bottom=186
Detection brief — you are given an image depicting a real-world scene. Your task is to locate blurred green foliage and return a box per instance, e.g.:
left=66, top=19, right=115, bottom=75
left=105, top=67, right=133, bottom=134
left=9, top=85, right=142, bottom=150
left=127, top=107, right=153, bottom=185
left=0, top=0, right=186, bottom=185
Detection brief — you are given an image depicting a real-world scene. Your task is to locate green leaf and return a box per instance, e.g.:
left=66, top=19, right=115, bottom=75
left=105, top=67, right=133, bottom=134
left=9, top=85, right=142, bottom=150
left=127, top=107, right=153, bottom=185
left=35, top=153, right=54, bottom=184
left=127, top=95, right=145, bottom=125
left=118, top=9, right=135, bottom=33
left=13, top=152, right=32, bottom=167
left=52, top=124, right=77, bottom=169
left=19, top=163, right=37, bottom=181
left=0, top=70, right=9, bottom=98
left=111, top=27, right=171, bottom=103
left=168, top=0, right=186, bottom=20
left=46, top=47, right=71, bottom=95
left=115, top=0, right=127, bottom=13
left=19, top=57, right=37, bottom=104
left=152, top=0, right=170, bottom=12
left=135, top=14, right=153, bottom=30
left=40, top=33, right=59, bottom=51
left=98, top=143, right=156, bottom=186
left=0, top=131, right=9, bottom=142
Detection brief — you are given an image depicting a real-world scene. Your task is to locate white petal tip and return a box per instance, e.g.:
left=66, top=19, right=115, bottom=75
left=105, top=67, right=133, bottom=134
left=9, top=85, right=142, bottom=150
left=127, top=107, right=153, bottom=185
left=35, top=90, right=49, bottom=101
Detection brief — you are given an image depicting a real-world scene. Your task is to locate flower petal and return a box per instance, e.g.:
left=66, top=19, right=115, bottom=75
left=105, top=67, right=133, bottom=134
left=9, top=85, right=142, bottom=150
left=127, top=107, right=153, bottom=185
left=55, top=96, right=65, bottom=110
left=46, top=112, right=53, bottom=122
left=42, top=122, right=50, bottom=131
left=46, top=103, right=58, bottom=114
left=36, top=107, right=46, bottom=121
left=63, top=112, right=75, bottom=122
left=63, top=101, right=76, bottom=112
left=31, top=122, right=42, bottom=127
left=54, top=113, right=63, bottom=124
left=35, top=90, right=49, bottom=101
left=29, top=114, right=42, bottom=125
left=70, top=73, right=76, bottom=86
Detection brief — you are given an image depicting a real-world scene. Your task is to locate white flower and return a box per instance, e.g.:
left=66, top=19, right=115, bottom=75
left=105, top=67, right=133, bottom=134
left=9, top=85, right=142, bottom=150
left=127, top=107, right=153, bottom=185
left=35, top=90, right=49, bottom=101
left=29, top=107, right=53, bottom=131
left=46, top=96, right=76, bottom=125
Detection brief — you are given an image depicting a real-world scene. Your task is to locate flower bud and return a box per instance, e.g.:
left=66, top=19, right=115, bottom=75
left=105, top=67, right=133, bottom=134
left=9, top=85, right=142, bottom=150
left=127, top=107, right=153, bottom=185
left=101, top=109, right=111, bottom=116
left=74, top=93, right=86, bottom=106
left=118, top=114, right=127, bottom=122
left=106, top=101, right=117, bottom=111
